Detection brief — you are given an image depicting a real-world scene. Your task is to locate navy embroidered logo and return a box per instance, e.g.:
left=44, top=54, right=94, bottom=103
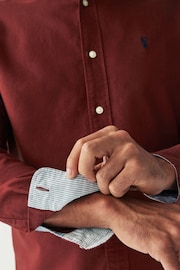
left=141, top=36, right=148, bottom=48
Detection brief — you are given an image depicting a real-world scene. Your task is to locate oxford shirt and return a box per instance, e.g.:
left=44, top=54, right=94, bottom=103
left=0, top=1, right=180, bottom=270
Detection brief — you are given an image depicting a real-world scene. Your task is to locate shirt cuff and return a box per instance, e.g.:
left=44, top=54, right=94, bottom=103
left=28, top=167, right=100, bottom=211
left=36, top=226, right=113, bottom=249
left=28, top=167, right=113, bottom=249
left=145, top=154, right=179, bottom=203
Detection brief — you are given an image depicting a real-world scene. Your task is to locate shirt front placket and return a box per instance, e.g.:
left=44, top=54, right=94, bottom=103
left=79, top=0, right=113, bottom=132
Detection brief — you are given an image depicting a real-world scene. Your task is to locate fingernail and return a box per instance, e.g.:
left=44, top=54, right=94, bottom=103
left=66, top=168, right=73, bottom=178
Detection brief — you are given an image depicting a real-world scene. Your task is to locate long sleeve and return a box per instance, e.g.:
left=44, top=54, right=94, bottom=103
left=0, top=97, right=52, bottom=232
left=0, top=1, right=179, bottom=269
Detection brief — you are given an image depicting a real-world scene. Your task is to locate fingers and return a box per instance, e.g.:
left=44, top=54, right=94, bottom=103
left=66, top=127, right=142, bottom=196
left=77, top=134, right=117, bottom=182
left=66, top=125, right=118, bottom=179
left=66, top=125, right=167, bottom=198
left=95, top=145, right=139, bottom=196
left=96, top=154, right=125, bottom=195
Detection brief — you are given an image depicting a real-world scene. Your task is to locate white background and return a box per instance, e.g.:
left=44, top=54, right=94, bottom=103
left=0, top=222, right=15, bottom=270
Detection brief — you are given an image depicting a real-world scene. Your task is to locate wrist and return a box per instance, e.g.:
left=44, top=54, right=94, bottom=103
left=44, top=192, right=118, bottom=229
left=154, top=155, right=176, bottom=191
left=100, top=195, right=125, bottom=230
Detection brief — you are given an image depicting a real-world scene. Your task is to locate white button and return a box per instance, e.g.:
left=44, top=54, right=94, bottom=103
left=82, top=0, right=89, bottom=7
left=89, top=50, right=97, bottom=59
left=96, top=106, right=104, bottom=115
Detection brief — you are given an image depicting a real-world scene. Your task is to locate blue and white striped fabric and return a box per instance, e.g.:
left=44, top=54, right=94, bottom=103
left=28, top=168, right=114, bottom=249
left=28, top=162, right=178, bottom=249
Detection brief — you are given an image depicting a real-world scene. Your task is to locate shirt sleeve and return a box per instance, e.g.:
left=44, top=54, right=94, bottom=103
left=28, top=167, right=113, bottom=249
left=0, top=96, right=51, bottom=232
left=144, top=154, right=179, bottom=203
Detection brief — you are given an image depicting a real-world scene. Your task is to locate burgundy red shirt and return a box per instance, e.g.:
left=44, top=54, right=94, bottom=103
left=0, top=0, right=180, bottom=269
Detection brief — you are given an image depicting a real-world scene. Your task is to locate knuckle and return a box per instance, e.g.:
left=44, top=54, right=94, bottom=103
left=81, top=141, right=95, bottom=154
left=109, top=182, right=123, bottom=198
left=117, top=129, right=130, bottom=138
left=105, top=125, right=118, bottom=133
left=96, top=170, right=106, bottom=182
left=76, top=138, right=86, bottom=148
left=124, top=142, right=139, bottom=156
left=76, top=138, right=97, bottom=155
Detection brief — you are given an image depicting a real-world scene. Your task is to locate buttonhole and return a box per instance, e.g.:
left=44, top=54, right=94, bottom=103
left=141, top=36, right=148, bottom=48
left=36, top=186, right=49, bottom=192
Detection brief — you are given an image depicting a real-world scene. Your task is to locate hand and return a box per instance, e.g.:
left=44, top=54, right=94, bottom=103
left=109, top=195, right=180, bottom=270
left=44, top=190, right=180, bottom=270
left=66, top=125, right=176, bottom=197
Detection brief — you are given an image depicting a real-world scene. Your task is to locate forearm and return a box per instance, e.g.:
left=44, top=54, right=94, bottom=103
left=44, top=192, right=114, bottom=229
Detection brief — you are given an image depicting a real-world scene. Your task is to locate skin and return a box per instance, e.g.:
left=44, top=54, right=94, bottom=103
left=45, top=125, right=180, bottom=270
left=66, top=126, right=176, bottom=196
